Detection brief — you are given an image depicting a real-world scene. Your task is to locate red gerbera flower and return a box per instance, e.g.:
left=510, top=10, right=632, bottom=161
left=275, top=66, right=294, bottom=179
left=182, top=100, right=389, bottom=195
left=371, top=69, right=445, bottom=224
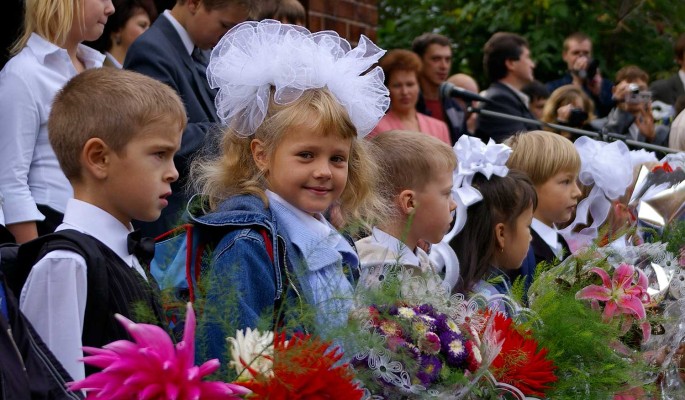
left=240, top=333, right=364, bottom=400
left=489, top=313, right=557, bottom=397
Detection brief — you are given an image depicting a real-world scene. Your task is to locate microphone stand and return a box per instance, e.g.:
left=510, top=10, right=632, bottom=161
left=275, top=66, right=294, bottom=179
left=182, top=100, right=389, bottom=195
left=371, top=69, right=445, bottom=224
left=470, top=106, right=677, bottom=154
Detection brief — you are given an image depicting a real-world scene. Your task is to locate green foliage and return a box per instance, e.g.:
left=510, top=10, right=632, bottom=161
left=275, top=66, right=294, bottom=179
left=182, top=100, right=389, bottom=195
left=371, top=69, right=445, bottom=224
left=378, top=0, right=685, bottom=86
left=527, top=278, right=654, bottom=399
left=660, top=219, right=685, bottom=255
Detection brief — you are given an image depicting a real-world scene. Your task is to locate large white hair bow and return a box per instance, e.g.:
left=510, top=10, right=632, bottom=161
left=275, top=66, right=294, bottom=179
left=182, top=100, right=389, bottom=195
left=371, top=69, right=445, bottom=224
left=560, top=137, right=633, bottom=244
left=207, top=20, right=389, bottom=138
left=443, top=136, right=512, bottom=243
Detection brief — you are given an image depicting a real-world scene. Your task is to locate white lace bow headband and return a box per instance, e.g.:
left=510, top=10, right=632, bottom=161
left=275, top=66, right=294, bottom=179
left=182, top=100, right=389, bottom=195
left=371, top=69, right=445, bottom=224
left=443, top=135, right=512, bottom=243
left=559, top=137, right=633, bottom=243
left=207, top=20, right=390, bottom=137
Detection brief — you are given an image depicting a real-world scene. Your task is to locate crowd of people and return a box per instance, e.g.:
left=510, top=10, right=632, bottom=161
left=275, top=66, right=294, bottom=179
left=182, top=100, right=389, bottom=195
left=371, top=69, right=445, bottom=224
left=1, top=0, right=685, bottom=397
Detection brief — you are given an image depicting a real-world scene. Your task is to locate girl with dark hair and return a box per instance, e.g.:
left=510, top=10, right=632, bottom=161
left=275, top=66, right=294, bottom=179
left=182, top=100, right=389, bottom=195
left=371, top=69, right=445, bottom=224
left=448, top=137, right=537, bottom=311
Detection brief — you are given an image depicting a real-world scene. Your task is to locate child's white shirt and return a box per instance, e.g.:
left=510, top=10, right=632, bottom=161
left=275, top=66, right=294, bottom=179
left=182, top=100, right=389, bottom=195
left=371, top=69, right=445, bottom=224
left=20, top=199, right=145, bottom=382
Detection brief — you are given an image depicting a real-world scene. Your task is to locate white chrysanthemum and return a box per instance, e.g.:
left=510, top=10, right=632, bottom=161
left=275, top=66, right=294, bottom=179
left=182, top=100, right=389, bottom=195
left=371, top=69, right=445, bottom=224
left=398, top=307, right=415, bottom=319
left=227, top=327, right=274, bottom=380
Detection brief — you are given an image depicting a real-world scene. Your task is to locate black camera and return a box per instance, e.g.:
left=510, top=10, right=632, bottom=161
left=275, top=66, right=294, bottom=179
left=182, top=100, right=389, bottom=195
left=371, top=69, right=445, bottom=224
left=567, top=108, right=588, bottom=128
left=577, top=59, right=599, bottom=80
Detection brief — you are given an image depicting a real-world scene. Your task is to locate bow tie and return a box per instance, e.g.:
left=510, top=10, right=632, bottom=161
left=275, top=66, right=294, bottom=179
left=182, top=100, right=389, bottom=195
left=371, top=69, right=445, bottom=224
left=127, top=230, right=155, bottom=265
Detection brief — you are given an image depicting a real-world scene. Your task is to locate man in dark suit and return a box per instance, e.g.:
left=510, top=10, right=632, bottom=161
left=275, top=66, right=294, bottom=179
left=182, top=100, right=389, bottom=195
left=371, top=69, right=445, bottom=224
left=650, top=33, right=685, bottom=107
left=124, top=0, right=252, bottom=237
left=475, top=32, right=538, bottom=143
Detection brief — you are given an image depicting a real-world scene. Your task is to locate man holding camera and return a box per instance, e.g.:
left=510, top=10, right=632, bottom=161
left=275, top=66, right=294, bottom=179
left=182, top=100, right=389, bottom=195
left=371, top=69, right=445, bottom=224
left=547, top=32, right=614, bottom=117
left=591, top=65, right=669, bottom=146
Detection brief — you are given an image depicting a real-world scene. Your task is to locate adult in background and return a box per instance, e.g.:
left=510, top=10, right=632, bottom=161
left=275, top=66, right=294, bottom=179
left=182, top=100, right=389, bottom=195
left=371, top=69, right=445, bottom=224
left=541, top=84, right=595, bottom=141
left=86, top=0, right=158, bottom=68
left=650, top=33, right=685, bottom=107
left=522, top=80, right=549, bottom=121
left=447, top=73, right=479, bottom=135
left=124, top=0, right=254, bottom=237
left=547, top=32, right=614, bottom=118
left=412, top=33, right=467, bottom=144
left=475, top=32, right=538, bottom=143
left=591, top=66, right=669, bottom=146
left=369, top=49, right=450, bottom=144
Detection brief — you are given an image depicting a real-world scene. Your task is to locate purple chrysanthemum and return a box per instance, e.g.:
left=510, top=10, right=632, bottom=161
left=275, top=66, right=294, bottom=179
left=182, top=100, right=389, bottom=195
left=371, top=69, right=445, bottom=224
left=440, top=331, right=467, bottom=368
left=416, top=355, right=443, bottom=386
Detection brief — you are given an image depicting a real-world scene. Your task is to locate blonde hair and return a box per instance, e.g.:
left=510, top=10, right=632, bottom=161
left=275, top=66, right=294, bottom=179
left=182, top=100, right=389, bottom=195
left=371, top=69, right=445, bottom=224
left=49, top=68, right=187, bottom=181
left=192, top=87, right=383, bottom=224
left=541, top=84, right=595, bottom=126
left=504, top=130, right=580, bottom=185
left=11, top=0, right=82, bottom=54
left=369, top=130, right=456, bottom=222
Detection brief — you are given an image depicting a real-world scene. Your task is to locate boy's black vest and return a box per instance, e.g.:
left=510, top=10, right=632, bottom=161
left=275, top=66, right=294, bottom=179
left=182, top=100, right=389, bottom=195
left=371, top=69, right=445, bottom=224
left=5, top=230, right=165, bottom=376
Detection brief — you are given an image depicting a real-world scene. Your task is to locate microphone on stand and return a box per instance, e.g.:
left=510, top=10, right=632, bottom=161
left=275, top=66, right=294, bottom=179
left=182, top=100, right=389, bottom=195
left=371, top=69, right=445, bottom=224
left=439, top=81, right=491, bottom=103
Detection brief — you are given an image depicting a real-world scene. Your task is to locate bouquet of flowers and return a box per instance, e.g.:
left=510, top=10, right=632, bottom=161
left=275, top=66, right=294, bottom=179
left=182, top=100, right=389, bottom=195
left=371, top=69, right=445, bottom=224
left=226, top=328, right=364, bottom=399
left=526, top=239, right=685, bottom=398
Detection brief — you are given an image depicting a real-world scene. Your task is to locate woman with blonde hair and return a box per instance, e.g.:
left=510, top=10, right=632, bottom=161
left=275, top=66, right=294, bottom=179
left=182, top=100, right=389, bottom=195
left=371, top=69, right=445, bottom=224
left=0, top=0, right=114, bottom=242
left=542, top=84, right=595, bottom=140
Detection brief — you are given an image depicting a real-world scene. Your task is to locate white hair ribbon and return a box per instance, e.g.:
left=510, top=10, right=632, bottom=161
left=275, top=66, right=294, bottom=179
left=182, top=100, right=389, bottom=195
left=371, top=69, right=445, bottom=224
left=207, top=20, right=389, bottom=138
left=560, top=137, right=633, bottom=244
left=443, top=136, right=512, bottom=243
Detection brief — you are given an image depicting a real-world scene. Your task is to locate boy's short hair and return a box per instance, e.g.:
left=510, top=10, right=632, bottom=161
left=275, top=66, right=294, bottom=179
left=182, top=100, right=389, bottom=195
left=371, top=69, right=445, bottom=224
left=483, top=32, right=528, bottom=82
left=615, top=65, right=649, bottom=84
left=258, top=0, right=305, bottom=24
left=370, top=130, right=457, bottom=202
left=411, top=33, right=452, bottom=58
left=49, top=68, right=186, bottom=181
left=522, top=80, right=550, bottom=102
left=504, top=130, right=580, bottom=185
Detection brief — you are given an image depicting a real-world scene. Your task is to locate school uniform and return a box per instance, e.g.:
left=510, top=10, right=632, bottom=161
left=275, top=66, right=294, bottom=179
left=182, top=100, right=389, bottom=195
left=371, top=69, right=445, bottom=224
left=0, top=34, right=104, bottom=231
left=356, top=227, right=444, bottom=289
left=20, top=199, right=163, bottom=382
left=510, top=218, right=571, bottom=305
left=125, top=10, right=221, bottom=238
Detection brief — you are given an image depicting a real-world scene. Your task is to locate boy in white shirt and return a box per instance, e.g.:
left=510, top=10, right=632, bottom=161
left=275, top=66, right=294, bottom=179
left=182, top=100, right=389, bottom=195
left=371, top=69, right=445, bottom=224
left=20, top=68, right=186, bottom=382
left=356, top=130, right=457, bottom=294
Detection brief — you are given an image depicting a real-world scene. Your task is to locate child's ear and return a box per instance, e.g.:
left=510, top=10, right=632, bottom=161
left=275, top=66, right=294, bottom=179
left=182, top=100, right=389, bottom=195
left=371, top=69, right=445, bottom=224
left=187, top=0, right=202, bottom=14
left=81, top=138, right=111, bottom=180
left=251, top=139, right=269, bottom=173
left=494, top=222, right=506, bottom=251
left=398, top=189, right=416, bottom=215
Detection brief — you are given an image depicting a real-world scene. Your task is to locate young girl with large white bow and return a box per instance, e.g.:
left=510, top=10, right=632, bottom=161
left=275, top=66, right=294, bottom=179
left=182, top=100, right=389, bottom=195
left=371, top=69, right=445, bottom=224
left=190, top=20, right=388, bottom=364
left=449, top=136, right=537, bottom=313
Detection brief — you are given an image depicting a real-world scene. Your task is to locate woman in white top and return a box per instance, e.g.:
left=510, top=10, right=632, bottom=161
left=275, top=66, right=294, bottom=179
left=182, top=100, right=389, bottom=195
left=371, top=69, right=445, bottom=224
left=0, top=0, right=114, bottom=243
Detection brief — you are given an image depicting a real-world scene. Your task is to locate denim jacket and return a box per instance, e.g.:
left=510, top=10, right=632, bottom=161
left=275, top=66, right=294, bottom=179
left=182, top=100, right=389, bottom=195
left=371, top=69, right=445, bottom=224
left=192, top=194, right=298, bottom=364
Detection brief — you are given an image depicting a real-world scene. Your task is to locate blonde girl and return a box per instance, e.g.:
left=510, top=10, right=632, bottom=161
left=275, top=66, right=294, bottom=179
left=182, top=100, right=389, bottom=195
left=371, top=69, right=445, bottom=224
left=0, top=0, right=114, bottom=243
left=190, top=20, right=388, bottom=365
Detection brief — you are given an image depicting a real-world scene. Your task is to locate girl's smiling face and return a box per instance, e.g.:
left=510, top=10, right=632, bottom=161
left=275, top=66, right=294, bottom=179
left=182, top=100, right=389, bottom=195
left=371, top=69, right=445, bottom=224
left=253, top=124, right=352, bottom=216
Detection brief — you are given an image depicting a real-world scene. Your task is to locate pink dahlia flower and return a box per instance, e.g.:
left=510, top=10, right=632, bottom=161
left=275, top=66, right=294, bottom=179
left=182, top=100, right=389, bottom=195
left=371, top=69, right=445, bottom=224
left=68, top=303, right=250, bottom=399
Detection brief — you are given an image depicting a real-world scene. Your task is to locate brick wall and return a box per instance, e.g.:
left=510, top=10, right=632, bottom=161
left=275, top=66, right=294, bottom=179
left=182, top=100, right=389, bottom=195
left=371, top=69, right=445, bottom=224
left=303, top=0, right=379, bottom=43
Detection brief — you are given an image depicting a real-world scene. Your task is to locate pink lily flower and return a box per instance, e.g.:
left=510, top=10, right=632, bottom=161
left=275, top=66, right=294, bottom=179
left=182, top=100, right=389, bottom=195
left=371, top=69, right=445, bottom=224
left=68, top=303, right=250, bottom=399
left=576, top=263, right=651, bottom=342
